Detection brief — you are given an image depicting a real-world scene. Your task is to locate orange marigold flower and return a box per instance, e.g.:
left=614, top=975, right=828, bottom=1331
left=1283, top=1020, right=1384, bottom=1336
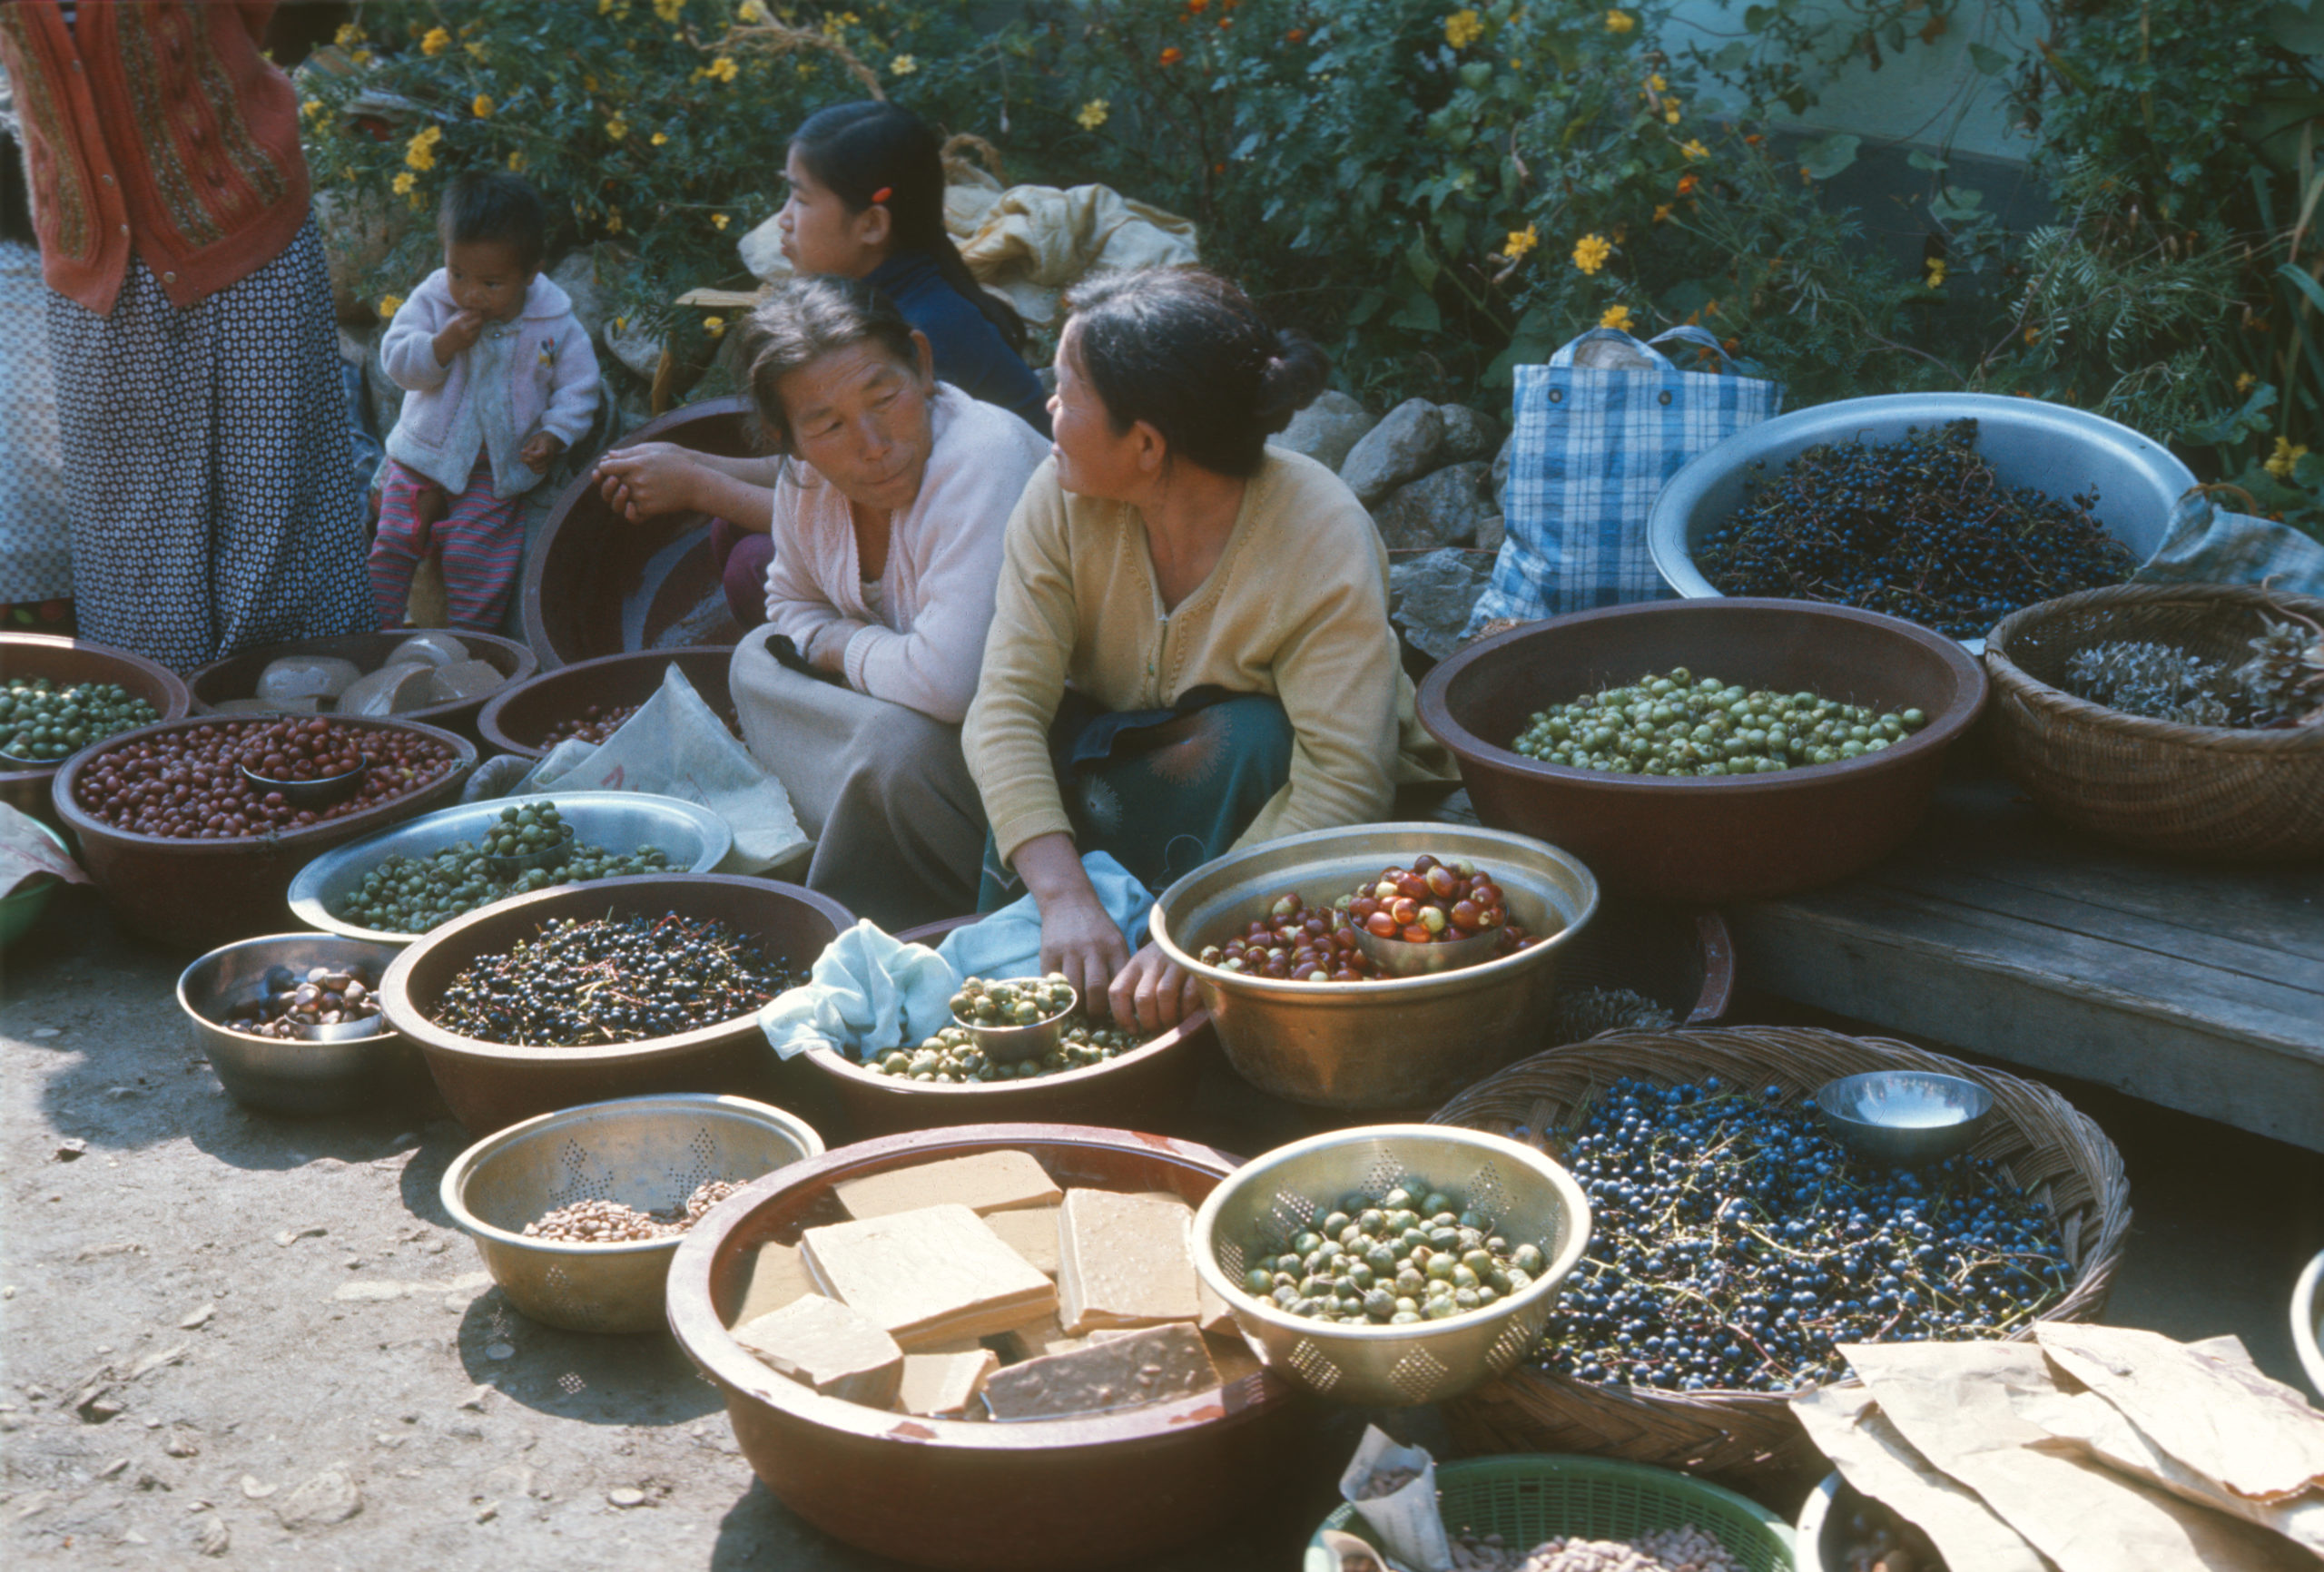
left=1159, top=44, right=1184, bottom=65
left=1188, top=0, right=1208, bottom=10
left=1676, top=172, right=1699, bottom=197
left=1286, top=27, right=1305, bottom=42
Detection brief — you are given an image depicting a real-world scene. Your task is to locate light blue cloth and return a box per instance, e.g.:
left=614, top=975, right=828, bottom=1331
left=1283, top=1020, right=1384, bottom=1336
left=2133, top=489, right=2324, bottom=597
left=757, top=851, right=1153, bottom=1062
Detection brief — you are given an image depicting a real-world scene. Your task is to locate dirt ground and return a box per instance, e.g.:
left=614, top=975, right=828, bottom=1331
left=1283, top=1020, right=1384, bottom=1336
left=5, top=881, right=2319, bottom=1572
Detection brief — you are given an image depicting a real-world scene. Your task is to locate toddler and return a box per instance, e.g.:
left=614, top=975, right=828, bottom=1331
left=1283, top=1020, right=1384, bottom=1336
left=372, top=172, right=601, bottom=632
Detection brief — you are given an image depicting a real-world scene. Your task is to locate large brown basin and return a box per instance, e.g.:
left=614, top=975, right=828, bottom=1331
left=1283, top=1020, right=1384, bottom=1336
left=475, top=646, right=738, bottom=759
left=0, top=634, right=192, bottom=824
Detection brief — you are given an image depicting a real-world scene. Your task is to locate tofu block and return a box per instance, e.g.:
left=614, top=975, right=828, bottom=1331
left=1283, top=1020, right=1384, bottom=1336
left=998, top=1315, right=1088, bottom=1362
left=832, top=1152, right=1062, bottom=1221
left=728, top=1241, right=819, bottom=1329
left=1055, top=1188, right=1201, bottom=1335
left=983, top=1204, right=1061, bottom=1277
left=896, top=1350, right=1000, bottom=1418
left=802, top=1204, right=1057, bottom=1350
left=733, top=1294, right=903, bottom=1408
left=981, top=1323, right=1221, bottom=1421
left=1195, top=1275, right=1238, bottom=1338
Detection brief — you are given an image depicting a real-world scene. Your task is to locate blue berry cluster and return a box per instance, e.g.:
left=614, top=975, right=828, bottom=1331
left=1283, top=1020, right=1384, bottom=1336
left=1531, top=1077, right=2074, bottom=1394
left=1698, top=418, right=2133, bottom=641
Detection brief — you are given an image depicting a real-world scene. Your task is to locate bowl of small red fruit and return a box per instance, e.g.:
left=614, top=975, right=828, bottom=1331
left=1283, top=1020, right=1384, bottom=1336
left=1150, top=824, right=1596, bottom=1110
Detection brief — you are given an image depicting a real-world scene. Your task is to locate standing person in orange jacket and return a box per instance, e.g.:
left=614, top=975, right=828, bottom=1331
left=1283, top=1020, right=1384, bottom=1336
left=0, top=1, right=375, bottom=671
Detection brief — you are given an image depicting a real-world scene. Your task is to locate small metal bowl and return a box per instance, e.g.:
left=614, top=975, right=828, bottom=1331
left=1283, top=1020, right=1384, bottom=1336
left=1190, top=1124, right=1591, bottom=1408
left=176, top=933, right=425, bottom=1115
left=477, top=823, right=577, bottom=878
left=953, top=977, right=1076, bottom=1065
left=2291, top=1249, right=2324, bottom=1401
left=1351, top=923, right=1509, bottom=978
left=240, top=757, right=369, bottom=809
left=440, top=1093, right=824, bottom=1333
left=1815, top=1069, right=1994, bottom=1166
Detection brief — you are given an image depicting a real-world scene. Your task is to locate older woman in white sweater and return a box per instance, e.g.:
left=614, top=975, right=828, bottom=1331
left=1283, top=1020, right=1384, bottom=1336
left=728, top=277, right=1049, bottom=928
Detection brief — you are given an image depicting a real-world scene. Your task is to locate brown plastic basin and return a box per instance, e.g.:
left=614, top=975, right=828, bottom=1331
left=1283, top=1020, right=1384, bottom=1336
left=0, top=634, right=192, bottom=824
left=377, top=873, right=852, bottom=1135
left=665, top=1124, right=1314, bottom=1572
left=522, top=397, right=758, bottom=668
left=186, top=631, right=537, bottom=745
left=1417, top=600, right=1986, bottom=904
left=475, top=646, right=739, bottom=759
left=50, top=714, right=474, bottom=950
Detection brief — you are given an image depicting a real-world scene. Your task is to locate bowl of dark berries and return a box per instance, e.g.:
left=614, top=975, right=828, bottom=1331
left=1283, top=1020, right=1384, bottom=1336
left=377, top=873, right=850, bottom=1135
left=1150, top=825, right=1600, bottom=1111
left=1430, top=1026, right=2131, bottom=1485
left=53, top=714, right=475, bottom=948
left=0, top=633, right=192, bottom=822
left=176, top=932, right=427, bottom=1114
left=476, top=646, right=742, bottom=759
left=440, top=1092, right=825, bottom=1333
left=185, top=629, right=537, bottom=744
left=1648, top=393, right=2197, bottom=652
left=286, top=793, right=734, bottom=944
left=1417, top=599, right=1987, bottom=904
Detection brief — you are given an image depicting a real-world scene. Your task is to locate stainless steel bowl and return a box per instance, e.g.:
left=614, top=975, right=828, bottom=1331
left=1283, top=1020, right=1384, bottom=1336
left=1149, top=823, right=1599, bottom=1109
left=285, top=791, right=733, bottom=943
left=176, top=933, right=425, bottom=1115
left=1352, top=923, right=1506, bottom=978
left=1815, top=1069, right=1994, bottom=1166
left=2293, top=1249, right=2324, bottom=1401
left=477, top=823, right=577, bottom=878
left=957, top=977, right=1075, bottom=1065
left=1190, top=1125, right=1590, bottom=1407
left=439, top=1093, right=824, bottom=1334
left=1646, top=393, right=2199, bottom=653
left=241, top=758, right=368, bottom=809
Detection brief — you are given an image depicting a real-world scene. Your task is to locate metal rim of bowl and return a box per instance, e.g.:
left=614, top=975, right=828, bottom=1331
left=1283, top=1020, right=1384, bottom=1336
left=802, top=1007, right=1211, bottom=1099
left=239, top=758, right=370, bottom=807
left=174, top=931, right=409, bottom=1051
left=1147, top=821, right=1601, bottom=1001
left=1415, top=599, right=1989, bottom=801
left=0, top=633, right=195, bottom=786
left=1643, top=391, right=2201, bottom=655
left=50, top=712, right=478, bottom=853
left=285, top=792, right=735, bottom=945
left=185, top=629, right=538, bottom=724
left=439, top=1092, right=827, bottom=1259
left=1812, top=1069, right=1994, bottom=1128
left=1791, top=1471, right=1843, bottom=1572
left=665, top=1121, right=1287, bottom=1449
left=377, top=872, right=852, bottom=1069
left=1187, top=1122, right=1593, bottom=1346
left=2293, top=1249, right=2324, bottom=1400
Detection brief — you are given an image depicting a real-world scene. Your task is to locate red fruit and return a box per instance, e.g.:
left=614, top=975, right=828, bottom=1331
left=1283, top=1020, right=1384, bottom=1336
left=1411, top=853, right=1440, bottom=873
left=1351, top=896, right=1380, bottom=921
left=1388, top=896, right=1419, bottom=927
left=1401, top=923, right=1433, bottom=944
left=1397, top=874, right=1427, bottom=902
left=1334, top=928, right=1361, bottom=952
left=1292, top=961, right=1324, bottom=981
left=1450, top=899, right=1482, bottom=930
left=1479, top=906, right=1505, bottom=929
left=1365, top=910, right=1399, bottom=938
left=1424, top=864, right=1459, bottom=899
left=1330, top=968, right=1364, bottom=983
left=1472, top=881, right=1505, bottom=909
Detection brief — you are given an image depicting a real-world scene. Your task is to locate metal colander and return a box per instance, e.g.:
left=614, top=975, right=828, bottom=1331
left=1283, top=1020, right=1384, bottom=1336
left=441, top=1094, right=824, bottom=1333
left=1190, top=1125, right=1590, bottom=1407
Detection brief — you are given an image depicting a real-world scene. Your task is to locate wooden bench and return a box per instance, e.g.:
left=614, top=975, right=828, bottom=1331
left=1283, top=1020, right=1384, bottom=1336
left=1725, top=772, right=2324, bottom=1151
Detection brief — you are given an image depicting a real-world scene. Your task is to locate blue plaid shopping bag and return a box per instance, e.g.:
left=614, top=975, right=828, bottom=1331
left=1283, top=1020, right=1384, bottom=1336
left=1464, top=325, right=1782, bottom=635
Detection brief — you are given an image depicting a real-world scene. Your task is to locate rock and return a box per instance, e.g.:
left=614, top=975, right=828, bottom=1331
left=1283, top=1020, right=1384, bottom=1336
left=240, top=1475, right=277, bottom=1499
left=131, top=1342, right=188, bottom=1380
left=99, top=1457, right=130, bottom=1479
left=194, top=1513, right=231, bottom=1557
left=475, top=1502, right=498, bottom=1523
left=274, top=1226, right=327, bottom=1247
left=485, top=1341, right=516, bottom=1361
left=33, top=1026, right=63, bottom=1040
left=1267, top=390, right=1378, bottom=474
left=547, top=249, right=610, bottom=344
left=606, top=316, right=668, bottom=381
left=1436, top=403, right=1503, bottom=464
left=606, top=1487, right=646, bottom=1508
left=1390, top=548, right=1494, bottom=661
left=54, top=1136, right=86, bottom=1159
left=1339, top=398, right=1445, bottom=506
left=275, top=1469, right=362, bottom=1530
left=1369, top=462, right=1498, bottom=552
left=178, top=1304, right=214, bottom=1331
left=163, top=1429, right=201, bottom=1459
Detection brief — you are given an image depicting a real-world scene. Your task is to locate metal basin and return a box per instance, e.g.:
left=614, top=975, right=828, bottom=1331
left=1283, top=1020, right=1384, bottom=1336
left=1190, top=1124, right=1591, bottom=1407
left=1647, top=392, right=2197, bottom=653
left=176, top=932, right=425, bottom=1115
left=440, top=1093, right=823, bottom=1334
left=287, top=791, right=734, bottom=944
left=1148, top=823, right=1599, bottom=1110
left=0, top=633, right=192, bottom=825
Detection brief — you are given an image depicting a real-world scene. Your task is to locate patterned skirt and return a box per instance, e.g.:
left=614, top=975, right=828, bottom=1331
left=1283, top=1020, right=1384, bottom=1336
left=42, top=215, right=375, bottom=670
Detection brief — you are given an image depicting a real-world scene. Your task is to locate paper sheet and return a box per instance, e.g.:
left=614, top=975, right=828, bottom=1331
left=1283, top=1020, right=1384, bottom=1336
left=1791, top=1383, right=2053, bottom=1572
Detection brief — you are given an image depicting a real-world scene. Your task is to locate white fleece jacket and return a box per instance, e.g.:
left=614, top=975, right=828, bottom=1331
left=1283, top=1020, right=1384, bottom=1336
left=763, top=384, right=1049, bottom=725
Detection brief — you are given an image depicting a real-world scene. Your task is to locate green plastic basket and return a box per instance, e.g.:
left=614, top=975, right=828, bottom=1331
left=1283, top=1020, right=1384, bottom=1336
left=1306, top=1455, right=1797, bottom=1572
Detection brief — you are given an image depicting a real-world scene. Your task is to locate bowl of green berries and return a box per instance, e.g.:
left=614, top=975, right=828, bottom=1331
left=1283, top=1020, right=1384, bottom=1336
left=286, top=793, right=733, bottom=944
left=1417, top=599, right=1986, bottom=903
left=0, top=634, right=191, bottom=822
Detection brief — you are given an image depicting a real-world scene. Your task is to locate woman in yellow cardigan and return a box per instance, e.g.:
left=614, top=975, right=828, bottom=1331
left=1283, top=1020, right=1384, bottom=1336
left=963, top=268, right=1453, bottom=1035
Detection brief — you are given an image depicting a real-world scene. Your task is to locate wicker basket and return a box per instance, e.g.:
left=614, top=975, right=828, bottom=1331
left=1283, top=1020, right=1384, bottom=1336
left=1429, top=1027, right=2132, bottom=1485
left=1984, top=582, right=2324, bottom=860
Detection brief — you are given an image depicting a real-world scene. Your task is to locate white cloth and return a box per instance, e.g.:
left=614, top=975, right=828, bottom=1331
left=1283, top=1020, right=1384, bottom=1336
left=762, top=383, right=1049, bottom=724
left=381, top=269, right=601, bottom=498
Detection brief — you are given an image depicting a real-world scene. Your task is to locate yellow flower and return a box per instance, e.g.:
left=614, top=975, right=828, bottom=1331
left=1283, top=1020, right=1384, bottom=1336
left=712, top=212, right=730, bottom=230
left=420, top=25, right=451, bottom=56
left=1925, top=259, right=1948, bottom=290
left=606, top=116, right=630, bottom=141
left=472, top=94, right=494, bottom=118
left=704, top=54, right=739, bottom=83
left=654, top=0, right=685, bottom=20
left=652, top=131, right=670, bottom=146
left=2236, top=371, right=2257, bottom=393
left=738, top=0, right=769, bottom=20
left=465, top=41, right=489, bottom=61
left=350, top=49, right=372, bottom=65
left=300, top=97, right=323, bottom=120
left=334, top=23, right=364, bottom=47
left=1571, top=232, right=1611, bottom=274
left=1444, top=8, right=1484, bottom=49
left=1605, top=9, right=1635, bottom=32
left=703, top=315, right=727, bottom=338
left=1501, top=223, right=1541, bottom=261
left=404, top=125, right=442, bottom=172
left=607, top=210, right=625, bottom=234
left=1648, top=73, right=1667, bottom=92
left=2268, top=436, right=2309, bottom=478
left=600, top=0, right=615, bottom=12
left=392, top=172, right=417, bottom=195
left=1652, top=203, right=1673, bottom=223
left=1600, top=304, right=1636, bottom=331
left=1680, top=139, right=1709, bottom=160
left=377, top=294, right=404, bottom=320
left=890, top=54, right=918, bottom=76
left=1664, top=105, right=1680, bottom=124
left=1077, top=98, right=1110, bottom=131
left=507, top=150, right=527, bottom=172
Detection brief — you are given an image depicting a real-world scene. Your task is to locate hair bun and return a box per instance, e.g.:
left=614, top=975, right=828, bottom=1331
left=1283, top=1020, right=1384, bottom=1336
left=1252, top=331, right=1330, bottom=436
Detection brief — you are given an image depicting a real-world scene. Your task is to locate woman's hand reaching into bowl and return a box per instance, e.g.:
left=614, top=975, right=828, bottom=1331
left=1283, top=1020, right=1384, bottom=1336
left=1108, top=943, right=1199, bottom=1035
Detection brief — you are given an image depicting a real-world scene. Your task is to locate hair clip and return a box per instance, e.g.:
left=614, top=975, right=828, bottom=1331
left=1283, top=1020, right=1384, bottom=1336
left=871, top=186, right=892, bottom=204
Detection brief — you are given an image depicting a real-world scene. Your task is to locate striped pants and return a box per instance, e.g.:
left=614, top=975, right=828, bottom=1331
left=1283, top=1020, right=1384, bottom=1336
left=369, top=458, right=523, bottom=633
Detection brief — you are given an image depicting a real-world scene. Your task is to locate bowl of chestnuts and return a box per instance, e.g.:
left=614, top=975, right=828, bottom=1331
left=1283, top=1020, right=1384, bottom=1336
left=175, top=932, right=426, bottom=1115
